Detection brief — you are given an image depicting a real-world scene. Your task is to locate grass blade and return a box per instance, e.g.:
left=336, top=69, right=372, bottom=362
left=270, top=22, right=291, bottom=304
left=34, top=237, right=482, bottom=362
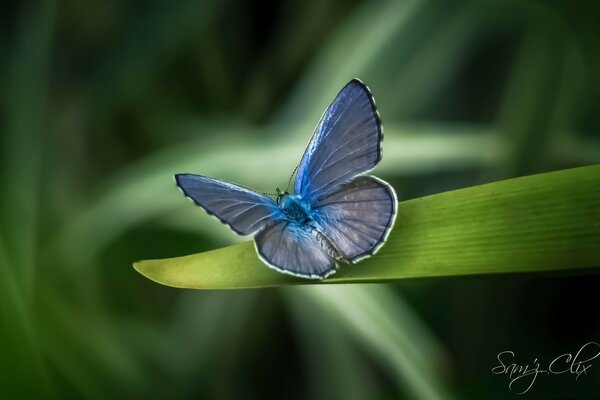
left=134, top=165, right=600, bottom=289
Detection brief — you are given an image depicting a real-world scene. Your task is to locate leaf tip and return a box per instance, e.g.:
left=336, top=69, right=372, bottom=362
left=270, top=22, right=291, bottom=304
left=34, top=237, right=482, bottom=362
left=132, top=260, right=162, bottom=285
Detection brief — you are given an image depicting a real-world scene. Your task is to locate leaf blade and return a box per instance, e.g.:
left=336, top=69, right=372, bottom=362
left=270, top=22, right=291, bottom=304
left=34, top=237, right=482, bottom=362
left=134, top=165, right=600, bottom=289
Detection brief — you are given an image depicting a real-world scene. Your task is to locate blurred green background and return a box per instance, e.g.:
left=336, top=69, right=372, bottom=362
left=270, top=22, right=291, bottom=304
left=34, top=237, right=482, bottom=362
left=1, top=0, right=599, bottom=398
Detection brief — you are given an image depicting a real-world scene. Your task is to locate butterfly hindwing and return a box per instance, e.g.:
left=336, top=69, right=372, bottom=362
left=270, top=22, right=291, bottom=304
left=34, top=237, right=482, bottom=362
left=175, top=174, right=282, bottom=235
left=295, top=79, right=382, bottom=203
left=254, top=220, right=337, bottom=279
left=310, top=176, right=396, bottom=262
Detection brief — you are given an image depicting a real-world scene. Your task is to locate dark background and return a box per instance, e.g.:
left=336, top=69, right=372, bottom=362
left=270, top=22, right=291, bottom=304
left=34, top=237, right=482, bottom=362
left=1, top=0, right=599, bottom=398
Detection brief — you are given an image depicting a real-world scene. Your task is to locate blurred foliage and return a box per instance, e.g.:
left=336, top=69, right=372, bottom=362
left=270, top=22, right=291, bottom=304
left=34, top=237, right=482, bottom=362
left=0, top=0, right=599, bottom=399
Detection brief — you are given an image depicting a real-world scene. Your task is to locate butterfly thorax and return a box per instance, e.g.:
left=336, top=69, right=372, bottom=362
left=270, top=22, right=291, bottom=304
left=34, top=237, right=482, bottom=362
left=279, top=194, right=311, bottom=224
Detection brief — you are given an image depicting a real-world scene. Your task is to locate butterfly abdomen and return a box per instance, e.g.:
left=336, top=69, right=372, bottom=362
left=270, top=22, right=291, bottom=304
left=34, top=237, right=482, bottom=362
left=309, top=226, right=342, bottom=261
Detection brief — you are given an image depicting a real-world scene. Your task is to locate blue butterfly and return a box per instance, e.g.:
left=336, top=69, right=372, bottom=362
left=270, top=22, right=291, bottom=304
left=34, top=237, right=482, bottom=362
left=175, top=79, right=397, bottom=279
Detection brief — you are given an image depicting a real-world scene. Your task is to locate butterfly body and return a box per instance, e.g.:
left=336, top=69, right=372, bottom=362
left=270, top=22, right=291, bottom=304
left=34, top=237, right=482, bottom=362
left=176, top=79, right=397, bottom=279
left=278, top=194, right=311, bottom=224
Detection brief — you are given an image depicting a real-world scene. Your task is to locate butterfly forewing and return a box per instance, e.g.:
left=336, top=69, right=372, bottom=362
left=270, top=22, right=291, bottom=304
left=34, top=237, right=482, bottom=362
left=294, top=79, right=382, bottom=204
left=175, top=174, right=282, bottom=235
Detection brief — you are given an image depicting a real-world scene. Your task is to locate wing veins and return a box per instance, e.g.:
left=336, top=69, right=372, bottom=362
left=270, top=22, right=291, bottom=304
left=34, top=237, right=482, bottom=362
left=303, top=93, right=356, bottom=183
left=305, top=150, right=378, bottom=200
left=308, top=116, right=366, bottom=179
left=228, top=203, right=260, bottom=220
left=319, top=143, right=368, bottom=173
left=246, top=213, right=278, bottom=232
left=314, top=198, right=389, bottom=208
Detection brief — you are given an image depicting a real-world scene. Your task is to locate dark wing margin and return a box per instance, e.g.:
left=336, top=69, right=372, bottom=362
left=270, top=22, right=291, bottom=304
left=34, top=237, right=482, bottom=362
left=310, top=176, right=397, bottom=262
left=294, top=79, right=383, bottom=203
left=175, top=173, right=282, bottom=235
left=254, top=221, right=337, bottom=279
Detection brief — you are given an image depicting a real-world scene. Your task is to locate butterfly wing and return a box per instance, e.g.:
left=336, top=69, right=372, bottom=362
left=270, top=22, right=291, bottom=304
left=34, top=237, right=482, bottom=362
left=310, top=176, right=396, bottom=262
left=175, top=173, right=282, bottom=235
left=254, top=221, right=337, bottom=279
left=295, top=79, right=382, bottom=204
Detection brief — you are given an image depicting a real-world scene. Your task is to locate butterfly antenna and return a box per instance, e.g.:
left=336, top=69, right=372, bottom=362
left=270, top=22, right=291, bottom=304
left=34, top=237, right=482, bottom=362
left=262, top=192, right=278, bottom=196
left=286, top=164, right=299, bottom=193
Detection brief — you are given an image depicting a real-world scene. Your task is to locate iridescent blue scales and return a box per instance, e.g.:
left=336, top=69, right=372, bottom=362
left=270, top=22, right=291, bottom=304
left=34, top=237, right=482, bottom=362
left=175, top=79, right=397, bottom=279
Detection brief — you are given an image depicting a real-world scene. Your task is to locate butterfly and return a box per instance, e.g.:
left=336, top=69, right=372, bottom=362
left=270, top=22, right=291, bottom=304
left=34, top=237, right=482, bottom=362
left=175, top=79, right=397, bottom=279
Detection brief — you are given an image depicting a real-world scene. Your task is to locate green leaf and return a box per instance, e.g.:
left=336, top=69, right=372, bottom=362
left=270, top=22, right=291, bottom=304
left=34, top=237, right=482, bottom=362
left=134, top=165, right=600, bottom=290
